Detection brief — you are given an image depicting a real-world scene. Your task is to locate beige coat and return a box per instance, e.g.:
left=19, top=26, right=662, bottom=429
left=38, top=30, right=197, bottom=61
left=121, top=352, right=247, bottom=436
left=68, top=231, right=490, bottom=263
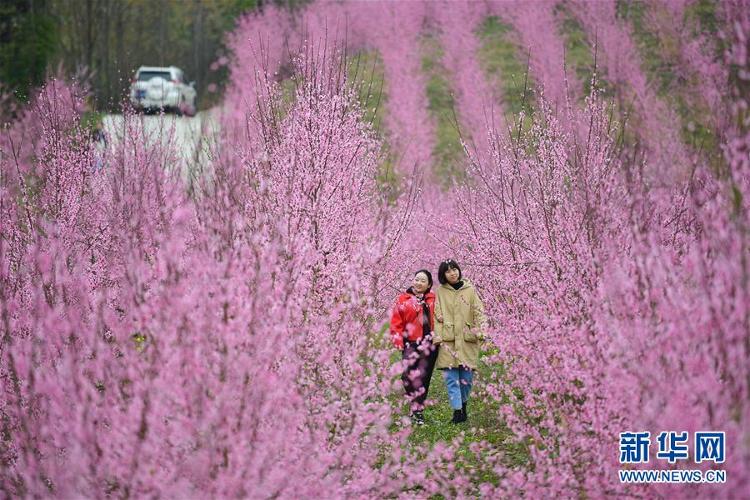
left=433, top=279, right=487, bottom=369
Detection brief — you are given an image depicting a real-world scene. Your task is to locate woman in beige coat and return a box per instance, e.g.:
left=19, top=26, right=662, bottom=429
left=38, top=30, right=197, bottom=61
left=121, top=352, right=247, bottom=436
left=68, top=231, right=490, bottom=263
left=433, top=259, right=486, bottom=424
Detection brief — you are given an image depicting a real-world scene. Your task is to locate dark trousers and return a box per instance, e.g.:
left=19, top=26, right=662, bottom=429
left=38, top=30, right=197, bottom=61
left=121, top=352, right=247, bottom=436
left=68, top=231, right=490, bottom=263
left=401, top=337, right=438, bottom=411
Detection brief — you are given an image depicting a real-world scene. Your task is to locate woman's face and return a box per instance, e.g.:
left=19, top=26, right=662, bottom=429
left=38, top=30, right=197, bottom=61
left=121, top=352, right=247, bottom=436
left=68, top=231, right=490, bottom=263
left=445, top=267, right=460, bottom=285
left=412, top=272, right=430, bottom=293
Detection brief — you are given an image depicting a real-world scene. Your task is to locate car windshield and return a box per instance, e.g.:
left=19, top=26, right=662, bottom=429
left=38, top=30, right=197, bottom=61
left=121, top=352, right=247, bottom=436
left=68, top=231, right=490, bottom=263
left=138, top=71, right=171, bottom=81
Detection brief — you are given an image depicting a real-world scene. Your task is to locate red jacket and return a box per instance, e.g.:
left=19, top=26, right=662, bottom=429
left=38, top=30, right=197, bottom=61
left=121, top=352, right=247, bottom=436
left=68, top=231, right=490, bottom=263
left=390, top=289, right=435, bottom=349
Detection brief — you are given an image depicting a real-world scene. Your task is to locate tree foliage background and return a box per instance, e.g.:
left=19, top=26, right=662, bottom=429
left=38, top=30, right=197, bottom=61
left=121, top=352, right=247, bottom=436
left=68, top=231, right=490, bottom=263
left=0, top=0, right=305, bottom=111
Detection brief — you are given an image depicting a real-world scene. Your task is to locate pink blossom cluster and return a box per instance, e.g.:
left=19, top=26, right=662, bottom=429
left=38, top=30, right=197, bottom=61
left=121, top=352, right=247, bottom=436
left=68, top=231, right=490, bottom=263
left=2, top=1, right=749, bottom=497
left=222, top=1, right=436, bottom=177
left=432, top=1, right=504, bottom=164
left=568, top=0, right=693, bottom=184
left=644, top=0, right=729, bottom=130
left=0, top=45, right=464, bottom=497
left=442, top=5, right=750, bottom=495
left=498, top=0, right=581, bottom=113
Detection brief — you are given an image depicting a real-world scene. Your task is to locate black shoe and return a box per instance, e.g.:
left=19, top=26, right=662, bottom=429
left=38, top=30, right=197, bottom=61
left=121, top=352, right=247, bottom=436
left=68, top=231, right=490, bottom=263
left=412, top=411, right=425, bottom=425
left=451, top=409, right=466, bottom=424
left=462, top=402, right=467, bottom=420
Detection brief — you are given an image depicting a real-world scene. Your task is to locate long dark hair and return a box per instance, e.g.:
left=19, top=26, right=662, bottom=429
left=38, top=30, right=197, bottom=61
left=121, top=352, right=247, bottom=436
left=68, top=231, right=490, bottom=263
left=437, top=259, right=462, bottom=285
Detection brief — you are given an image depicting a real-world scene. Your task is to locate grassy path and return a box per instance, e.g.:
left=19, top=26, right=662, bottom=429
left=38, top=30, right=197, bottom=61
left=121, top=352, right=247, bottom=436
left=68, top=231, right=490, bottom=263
left=385, top=343, right=530, bottom=490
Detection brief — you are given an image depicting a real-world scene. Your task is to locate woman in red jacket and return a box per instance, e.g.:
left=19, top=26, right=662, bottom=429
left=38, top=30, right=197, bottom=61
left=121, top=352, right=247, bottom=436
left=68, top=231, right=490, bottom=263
left=390, top=269, right=437, bottom=425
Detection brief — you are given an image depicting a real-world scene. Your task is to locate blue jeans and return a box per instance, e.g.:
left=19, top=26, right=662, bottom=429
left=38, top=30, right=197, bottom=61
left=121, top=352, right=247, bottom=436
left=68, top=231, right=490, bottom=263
left=442, top=367, right=473, bottom=410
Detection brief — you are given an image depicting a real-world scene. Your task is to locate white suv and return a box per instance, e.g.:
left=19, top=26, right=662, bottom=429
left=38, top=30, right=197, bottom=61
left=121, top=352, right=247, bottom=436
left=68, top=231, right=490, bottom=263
left=130, top=66, right=197, bottom=116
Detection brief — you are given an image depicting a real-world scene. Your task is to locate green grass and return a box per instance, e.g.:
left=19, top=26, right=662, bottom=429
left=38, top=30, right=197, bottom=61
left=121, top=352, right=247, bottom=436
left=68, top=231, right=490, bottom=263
left=616, top=1, right=676, bottom=95
left=408, top=357, right=530, bottom=464
left=476, top=16, right=534, bottom=136
left=552, top=2, right=719, bottom=160
left=80, top=110, right=105, bottom=131
left=384, top=344, right=531, bottom=491
left=347, top=50, right=401, bottom=198
left=279, top=77, right=297, bottom=107
left=685, top=0, right=721, bottom=40
left=348, top=51, right=387, bottom=133
left=616, top=0, right=722, bottom=160
left=273, top=51, right=400, bottom=198
left=554, top=3, right=615, bottom=99
left=419, top=33, right=466, bottom=187
left=554, top=4, right=638, bottom=151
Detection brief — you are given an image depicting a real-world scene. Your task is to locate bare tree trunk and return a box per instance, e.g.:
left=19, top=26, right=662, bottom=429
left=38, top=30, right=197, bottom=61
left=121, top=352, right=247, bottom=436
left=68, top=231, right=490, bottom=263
left=115, top=0, right=125, bottom=110
left=40, top=0, right=261, bottom=112
left=193, top=0, right=203, bottom=89
left=158, top=1, right=165, bottom=66
left=85, top=0, right=93, bottom=71
left=101, top=0, right=111, bottom=107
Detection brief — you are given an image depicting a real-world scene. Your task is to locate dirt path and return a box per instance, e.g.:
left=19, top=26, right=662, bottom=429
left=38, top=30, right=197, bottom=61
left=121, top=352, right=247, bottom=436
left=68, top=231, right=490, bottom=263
left=102, top=110, right=219, bottom=182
